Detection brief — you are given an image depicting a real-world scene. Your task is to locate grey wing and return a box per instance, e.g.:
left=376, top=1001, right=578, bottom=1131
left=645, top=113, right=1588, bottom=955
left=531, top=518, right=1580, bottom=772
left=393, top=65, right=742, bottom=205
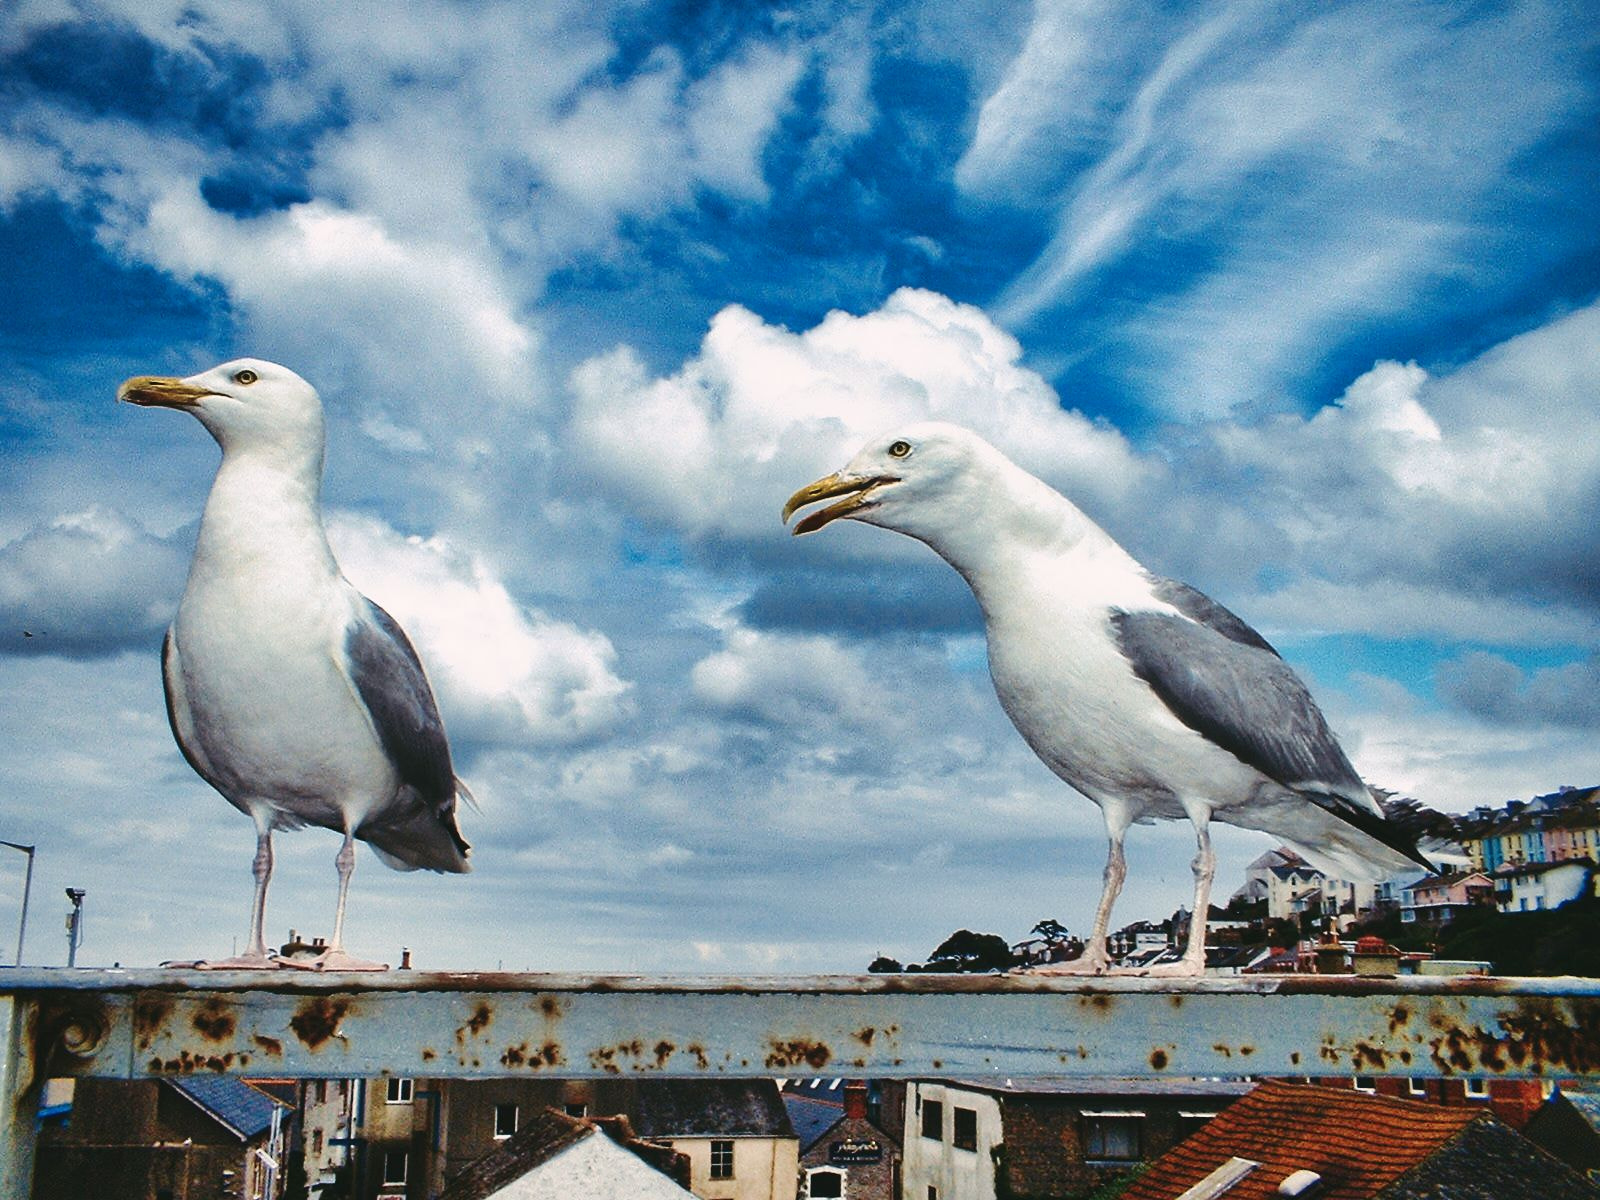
left=345, top=598, right=457, bottom=802
left=1111, top=608, right=1434, bottom=872
left=344, top=598, right=470, bottom=870
left=1148, top=575, right=1279, bottom=656
left=1112, top=608, right=1366, bottom=800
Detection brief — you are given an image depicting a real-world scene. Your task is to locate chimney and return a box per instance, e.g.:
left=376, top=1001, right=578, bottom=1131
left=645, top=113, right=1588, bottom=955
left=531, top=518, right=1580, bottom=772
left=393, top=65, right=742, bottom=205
left=844, top=1080, right=868, bottom=1121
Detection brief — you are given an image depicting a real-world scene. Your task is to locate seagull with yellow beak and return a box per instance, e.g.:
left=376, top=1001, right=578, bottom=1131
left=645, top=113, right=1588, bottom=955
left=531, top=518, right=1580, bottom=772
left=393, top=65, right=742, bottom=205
left=785, top=422, right=1429, bottom=975
left=120, top=358, right=469, bottom=969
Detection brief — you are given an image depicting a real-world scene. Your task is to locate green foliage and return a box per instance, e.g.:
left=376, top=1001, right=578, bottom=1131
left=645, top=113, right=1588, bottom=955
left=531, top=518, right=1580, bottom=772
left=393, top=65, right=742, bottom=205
left=1077, top=1162, right=1150, bottom=1200
left=1436, top=895, right=1600, bottom=975
left=927, top=928, right=1018, bottom=972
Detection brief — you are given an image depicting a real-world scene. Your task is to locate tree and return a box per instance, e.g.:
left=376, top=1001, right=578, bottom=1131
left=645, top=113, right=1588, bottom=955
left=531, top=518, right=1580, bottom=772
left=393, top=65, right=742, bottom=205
left=867, top=955, right=903, bottom=973
left=926, top=929, right=1017, bottom=973
left=1030, top=918, right=1070, bottom=943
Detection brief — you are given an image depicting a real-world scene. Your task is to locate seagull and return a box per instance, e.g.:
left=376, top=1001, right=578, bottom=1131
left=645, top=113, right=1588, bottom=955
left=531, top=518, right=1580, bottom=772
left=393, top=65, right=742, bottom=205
left=119, top=359, right=469, bottom=970
left=784, top=422, right=1430, bottom=976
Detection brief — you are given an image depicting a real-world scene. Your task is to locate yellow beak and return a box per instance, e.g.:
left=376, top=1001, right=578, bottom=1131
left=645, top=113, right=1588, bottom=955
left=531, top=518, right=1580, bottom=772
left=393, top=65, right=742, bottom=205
left=782, top=472, right=897, bottom=535
left=117, top=376, right=212, bottom=409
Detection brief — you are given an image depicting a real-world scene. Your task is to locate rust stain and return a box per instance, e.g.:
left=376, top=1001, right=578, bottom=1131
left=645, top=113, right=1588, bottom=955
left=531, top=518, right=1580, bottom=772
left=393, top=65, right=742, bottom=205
left=1239, top=1046, right=1255, bottom=1058
left=133, top=996, right=174, bottom=1051
left=653, top=1041, right=675, bottom=1068
left=502, top=1044, right=527, bottom=1068
left=854, top=1027, right=877, bottom=1047
left=464, top=1002, right=493, bottom=1038
left=1353, top=1042, right=1388, bottom=1070
left=191, top=999, right=236, bottom=1043
left=589, top=1040, right=645, bottom=1075
left=422, top=1049, right=436, bottom=1062
left=1389, top=1004, right=1412, bottom=1034
left=1150, top=1049, right=1169, bottom=1070
left=289, top=996, right=350, bottom=1051
left=686, top=1043, right=710, bottom=1070
left=1170, top=995, right=1184, bottom=1009
left=252, top=1035, right=284, bottom=1057
left=1424, top=997, right=1600, bottom=1076
left=1290, top=1051, right=1301, bottom=1067
left=148, top=1049, right=237, bottom=1074
left=1212, top=1044, right=1232, bottom=1058
left=766, top=1039, right=832, bottom=1071
left=1078, top=994, right=1113, bottom=1011
left=540, top=996, right=564, bottom=1019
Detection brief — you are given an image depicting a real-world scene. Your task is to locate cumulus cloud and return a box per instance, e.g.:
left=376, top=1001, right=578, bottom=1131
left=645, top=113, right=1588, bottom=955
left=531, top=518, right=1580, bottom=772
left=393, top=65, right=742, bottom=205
left=568, top=287, right=1145, bottom=543
left=1437, top=651, right=1600, bottom=731
left=326, top=513, right=633, bottom=749
left=691, top=626, right=881, bottom=729
left=0, top=507, right=188, bottom=657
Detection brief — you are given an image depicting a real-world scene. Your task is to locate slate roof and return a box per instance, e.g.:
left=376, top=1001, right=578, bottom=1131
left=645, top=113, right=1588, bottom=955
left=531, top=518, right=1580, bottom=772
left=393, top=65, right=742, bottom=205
left=1567, top=1090, right=1600, bottom=1132
left=783, top=1093, right=845, bottom=1152
left=163, top=1076, right=286, bottom=1141
left=439, top=1108, right=691, bottom=1200
left=938, top=1076, right=1253, bottom=1099
left=630, top=1079, right=795, bottom=1139
left=1121, top=1080, right=1598, bottom=1200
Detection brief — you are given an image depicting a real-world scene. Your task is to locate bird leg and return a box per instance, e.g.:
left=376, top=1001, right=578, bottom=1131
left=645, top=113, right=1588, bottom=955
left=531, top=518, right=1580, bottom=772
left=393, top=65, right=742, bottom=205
left=1027, top=823, right=1126, bottom=976
left=1138, top=804, right=1214, bottom=978
left=191, top=826, right=282, bottom=970
left=296, top=833, right=388, bottom=972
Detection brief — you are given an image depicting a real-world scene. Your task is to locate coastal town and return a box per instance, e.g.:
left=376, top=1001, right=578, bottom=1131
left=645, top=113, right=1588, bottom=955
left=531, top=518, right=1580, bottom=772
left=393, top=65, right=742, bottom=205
left=26, top=785, right=1600, bottom=1200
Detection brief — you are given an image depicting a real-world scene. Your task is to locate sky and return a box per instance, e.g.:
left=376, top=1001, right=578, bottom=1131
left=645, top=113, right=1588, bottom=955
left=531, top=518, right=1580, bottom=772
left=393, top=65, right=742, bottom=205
left=0, top=0, right=1597, bottom=973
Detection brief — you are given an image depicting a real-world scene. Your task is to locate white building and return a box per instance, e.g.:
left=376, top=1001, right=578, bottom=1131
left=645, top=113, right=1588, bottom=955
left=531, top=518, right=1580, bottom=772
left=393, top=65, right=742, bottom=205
left=1495, top=859, right=1596, bottom=913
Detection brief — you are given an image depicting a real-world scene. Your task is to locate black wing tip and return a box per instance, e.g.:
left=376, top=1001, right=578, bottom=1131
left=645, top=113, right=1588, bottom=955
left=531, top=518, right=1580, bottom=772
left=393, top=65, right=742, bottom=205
left=1316, top=792, right=1437, bottom=874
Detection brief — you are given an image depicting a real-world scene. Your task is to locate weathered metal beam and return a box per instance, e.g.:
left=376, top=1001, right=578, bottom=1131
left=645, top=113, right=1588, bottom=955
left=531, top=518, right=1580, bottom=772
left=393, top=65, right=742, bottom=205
left=4, top=970, right=1599, bottom=1200
left=3, top=969, right=1598, bottom=1082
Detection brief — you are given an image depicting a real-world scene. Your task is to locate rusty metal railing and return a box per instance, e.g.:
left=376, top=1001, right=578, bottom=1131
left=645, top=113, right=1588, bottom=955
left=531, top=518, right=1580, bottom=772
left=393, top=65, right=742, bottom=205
left=4, top=968, right=1600, bottom=1197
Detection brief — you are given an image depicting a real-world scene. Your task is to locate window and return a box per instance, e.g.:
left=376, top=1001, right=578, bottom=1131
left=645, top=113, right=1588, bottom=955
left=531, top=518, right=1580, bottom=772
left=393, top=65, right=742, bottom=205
left=1353, top=1076, right=1377, bottom=1094
left=808, top=1167, right=844, bottom=1197
left=953, top=1106, right=978, bottom=1151
left=385, top=1077, right=413, bottom=1104
left=311, top=1129, right=323, bottom=1156
left=1408, top=1078, right=1428, bottom=1097
left=1083, top=1115, right=1142, bottom=1162
left=494, top=1103, right=519, bottom=1139
left=564, top=1103, right=589, bottom=1118
left=710, top=1139, right=735, bottom=1180
left=1464, top=1078, right=1489, bottom=1099
left=927, top=1189, right=938, bottom=1200
left=315, top=1080, right=327, bottom=1104
left=921, top=1098, right=944, bottom=1140
left=383, top=1150, right=408, bottom=1185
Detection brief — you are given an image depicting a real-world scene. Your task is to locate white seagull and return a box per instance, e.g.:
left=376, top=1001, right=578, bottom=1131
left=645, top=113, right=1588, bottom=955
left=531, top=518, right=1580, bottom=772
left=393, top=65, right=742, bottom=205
left=119, top=359, right=470, bottom=970
left=784, top=423, right=1430, bottom=975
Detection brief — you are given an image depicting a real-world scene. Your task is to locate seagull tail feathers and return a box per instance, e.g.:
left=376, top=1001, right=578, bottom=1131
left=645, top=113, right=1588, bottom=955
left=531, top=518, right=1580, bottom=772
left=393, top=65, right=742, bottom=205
left=1302, top=792, right=1437, bottom=878
left=359, top=790, right=471, bottom=874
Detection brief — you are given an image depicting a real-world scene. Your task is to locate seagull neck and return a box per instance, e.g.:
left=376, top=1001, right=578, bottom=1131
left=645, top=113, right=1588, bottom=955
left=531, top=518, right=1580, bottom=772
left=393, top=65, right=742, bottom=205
left=925, top=465, right=1129, bottom=592
left=194, top=450, right=337, bottom=578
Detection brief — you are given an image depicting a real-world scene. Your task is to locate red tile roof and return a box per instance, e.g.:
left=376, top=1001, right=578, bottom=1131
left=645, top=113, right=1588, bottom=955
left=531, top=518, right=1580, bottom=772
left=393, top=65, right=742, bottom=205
left=1120, top=1080, right=1481, bottom=1200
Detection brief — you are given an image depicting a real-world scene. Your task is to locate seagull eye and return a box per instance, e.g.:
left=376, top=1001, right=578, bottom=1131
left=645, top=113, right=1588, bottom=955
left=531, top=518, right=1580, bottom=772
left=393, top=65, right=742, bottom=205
left=888, top=440, right=912, bottom=459
left=233, top=369, right=258, bottom=386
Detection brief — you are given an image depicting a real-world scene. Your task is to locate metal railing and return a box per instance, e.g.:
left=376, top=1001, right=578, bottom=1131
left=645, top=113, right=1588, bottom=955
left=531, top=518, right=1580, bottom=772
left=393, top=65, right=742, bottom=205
left=4, top=967, right=1599, bottom=1197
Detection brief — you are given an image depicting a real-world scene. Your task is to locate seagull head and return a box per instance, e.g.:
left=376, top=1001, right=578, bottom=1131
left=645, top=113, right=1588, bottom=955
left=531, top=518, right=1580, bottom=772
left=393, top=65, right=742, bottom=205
left=783, top=422, right=1002, bottom=541
left=118, top=358, right=324, bottom=462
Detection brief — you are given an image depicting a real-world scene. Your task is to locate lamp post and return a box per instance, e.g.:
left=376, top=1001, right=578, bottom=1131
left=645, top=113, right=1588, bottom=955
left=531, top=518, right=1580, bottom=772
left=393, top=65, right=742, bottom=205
left=0, top=841, right=34, bottom=966
left=65, top=888, right=85, bottom=968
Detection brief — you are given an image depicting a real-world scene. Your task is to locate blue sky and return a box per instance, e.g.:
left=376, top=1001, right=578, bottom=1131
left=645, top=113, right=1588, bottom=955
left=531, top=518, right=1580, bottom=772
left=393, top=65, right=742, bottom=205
left=1, top=0, right=1597, bottom=971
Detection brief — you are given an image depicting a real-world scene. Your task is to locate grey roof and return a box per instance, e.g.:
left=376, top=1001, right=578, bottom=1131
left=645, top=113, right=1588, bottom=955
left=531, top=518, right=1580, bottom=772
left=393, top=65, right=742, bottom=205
left=784, top=1094, right=845, bottom=1152
left=1565, top=1091, right=1600, bottom=1132
left=935, top=1076, right=1253, bottom=1099
left=440, top=1109, right=691, bottom=1200
left=631, top=1080, right=796, bottom=1139
left=163, top=1076, right=285, bottom=1140
left=1382, top=1114, right=1600, bottom=1199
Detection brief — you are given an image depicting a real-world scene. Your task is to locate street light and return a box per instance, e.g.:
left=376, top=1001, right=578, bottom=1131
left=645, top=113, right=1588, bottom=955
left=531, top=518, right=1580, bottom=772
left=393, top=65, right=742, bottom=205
left=0, top=841, right=34, bottom=967
left=65, top=888, right=85, bottom=968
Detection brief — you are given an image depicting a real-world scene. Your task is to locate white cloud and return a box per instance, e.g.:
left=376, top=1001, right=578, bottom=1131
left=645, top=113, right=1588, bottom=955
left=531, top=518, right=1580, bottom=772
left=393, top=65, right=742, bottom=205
left=0, top=507, right=187, bottom=656
left=690, top=626, right=880, bottom=729
left=327, top=513, right=633, bottom=747
left=568, top=287, right=1145, bottom=542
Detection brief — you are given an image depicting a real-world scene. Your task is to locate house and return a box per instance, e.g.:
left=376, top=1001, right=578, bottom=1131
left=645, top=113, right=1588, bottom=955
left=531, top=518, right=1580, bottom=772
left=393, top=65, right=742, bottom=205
left=437, top=1107, right=695, bottom=1199
left=355, top=1077, right=799, bottom=1200
left=34, top=1075, right=292, bottom=1200
left=1121, top=1079, right=1599, bottom=1199
left=1232, top=848, right=1376, bottom=927
left=1308, top=1075, right=1555, bottom=1131
left=899, top=1077, right=1251, bottom=1198
left=783, top=1080, right=900, bottom=1199
left=1494, top=858, right=1597, bottom=913
left=1400, top=870, right=1493, bottom=924
left=1524, top=1088, right=1600, bottom=1177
